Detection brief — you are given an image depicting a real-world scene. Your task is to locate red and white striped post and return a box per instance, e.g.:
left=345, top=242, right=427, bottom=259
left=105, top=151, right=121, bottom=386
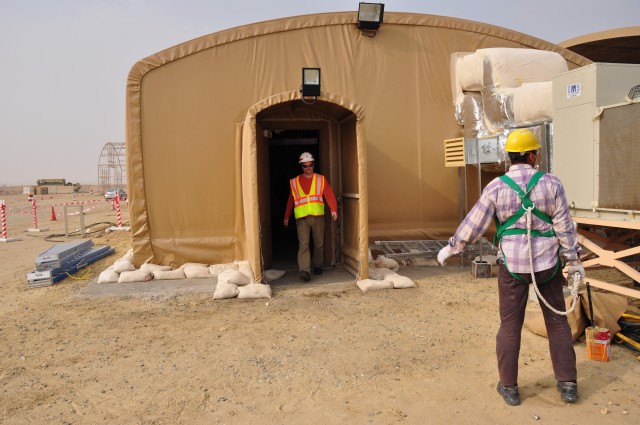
left=1, top=200, right=21, bottom=242
left=31, top=199, right=38, bottom=230
left=115, top=194, right=122, bottom=227
left=1, top=200, right=7, bottom=239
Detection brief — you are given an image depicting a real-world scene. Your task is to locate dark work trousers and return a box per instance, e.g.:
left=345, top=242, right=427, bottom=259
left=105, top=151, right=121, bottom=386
left=296, top=215, right=325, bottom=273
left=496, top=264, right=577, bottom=387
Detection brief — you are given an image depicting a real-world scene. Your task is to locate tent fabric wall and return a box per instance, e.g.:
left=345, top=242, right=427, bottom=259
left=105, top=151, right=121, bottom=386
left=125, top=11, right=590, bottom=276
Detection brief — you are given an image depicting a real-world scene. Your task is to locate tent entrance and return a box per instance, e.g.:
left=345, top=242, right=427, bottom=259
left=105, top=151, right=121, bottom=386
left=267, top=129, right=320, bottom=268
left=254, top=100, right=360, bottom=275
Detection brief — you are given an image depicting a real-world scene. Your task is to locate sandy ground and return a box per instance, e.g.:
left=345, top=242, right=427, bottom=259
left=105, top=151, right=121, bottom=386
left=1, top=193, right=640, bottom=424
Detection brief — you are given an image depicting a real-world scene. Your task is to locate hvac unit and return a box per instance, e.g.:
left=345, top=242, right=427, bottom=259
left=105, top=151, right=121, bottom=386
left=552, top=63, right=640, bottom=221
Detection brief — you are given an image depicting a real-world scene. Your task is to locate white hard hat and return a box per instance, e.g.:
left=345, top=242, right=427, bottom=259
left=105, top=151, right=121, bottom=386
left=298, top=152, right=315, bottom=163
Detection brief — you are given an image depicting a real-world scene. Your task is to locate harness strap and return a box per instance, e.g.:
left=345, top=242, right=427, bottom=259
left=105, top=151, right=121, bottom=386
left=494, top=171, right=557, bottom=283
left=499, top=228, right=555, bottom=238
left=501, top=248, right=562, bottom=284
left=495, top=172, right=554, bottom=240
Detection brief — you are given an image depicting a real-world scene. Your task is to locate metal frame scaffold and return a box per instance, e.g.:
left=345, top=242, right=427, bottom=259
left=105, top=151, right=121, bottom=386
left=98, top=142, right=126, bottom=194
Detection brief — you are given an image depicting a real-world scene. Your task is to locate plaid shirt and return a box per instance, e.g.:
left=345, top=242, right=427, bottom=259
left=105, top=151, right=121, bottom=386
left=449, top=164, right=581, bottom=273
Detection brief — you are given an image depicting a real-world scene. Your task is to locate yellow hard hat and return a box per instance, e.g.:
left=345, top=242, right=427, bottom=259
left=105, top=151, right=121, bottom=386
left=505, top=129, right=541, bottom=153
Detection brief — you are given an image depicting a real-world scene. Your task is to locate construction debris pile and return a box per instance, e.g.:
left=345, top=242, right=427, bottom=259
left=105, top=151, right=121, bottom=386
left=27, top=240, right=114, bottom=288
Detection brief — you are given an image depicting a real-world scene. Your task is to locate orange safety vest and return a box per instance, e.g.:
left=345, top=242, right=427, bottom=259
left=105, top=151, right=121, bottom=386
left=290, top=173, right=326, bottom=219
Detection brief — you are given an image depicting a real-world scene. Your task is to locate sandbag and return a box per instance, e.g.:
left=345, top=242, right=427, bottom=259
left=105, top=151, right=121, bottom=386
left=119, top=248, right=134, bottom=263
left=524, top=290, right=627, bottom=341
left=153, top=269, right=186, bottom=280
left=237, top=283, right=272, bottom=299
left=579, top=290, right=627, bottom=335
left=356, top=279, right=394, bottom=292
left=389, top=275, right=417, bottom=289
left=368, top=265, right=389, bottom=281
left=140, top=263, right=172, bottom=273
left=183, top=266, right=212, bottom=279
left=377, top=267, right=399, bottom=278
left=118, top=270, right=152, bottom=283
left=264, top=269, right=286, bottom=282
left=234, top=260, right=255, bottom=282
left=217, top=269, right=250, bottom=286
left=375, top=255, right=399, bottom=272
left=113, top=260, right=136, bottom=273
left=98, top=268, right=119, bottom=284
left=213, top=282, right=240, bottom=300
left=180, top=262, right=209, bottom=269
left=209, top=262, right=238, bottom=277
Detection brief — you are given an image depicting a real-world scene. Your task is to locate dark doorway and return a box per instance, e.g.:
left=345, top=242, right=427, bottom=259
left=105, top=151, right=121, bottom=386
left=253, top=99, right=360, bottom=278
left=268, top=129, right=320, bottom=268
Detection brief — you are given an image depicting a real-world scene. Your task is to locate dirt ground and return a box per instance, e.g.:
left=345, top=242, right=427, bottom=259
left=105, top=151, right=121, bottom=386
left=1, top=193, right=639, bottom=424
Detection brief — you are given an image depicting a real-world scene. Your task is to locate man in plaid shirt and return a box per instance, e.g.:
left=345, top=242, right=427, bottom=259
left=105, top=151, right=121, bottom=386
left=438, top=129, right=585, bottom=406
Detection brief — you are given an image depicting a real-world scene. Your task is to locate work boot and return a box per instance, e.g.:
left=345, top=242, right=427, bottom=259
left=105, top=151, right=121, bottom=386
left=313, top=267, right=323, bottom=275
left=496, top=383, right=521, bottom=406
left=557, top=381, right=578, bottom=403
left=299, top=271, right=310, bottom=282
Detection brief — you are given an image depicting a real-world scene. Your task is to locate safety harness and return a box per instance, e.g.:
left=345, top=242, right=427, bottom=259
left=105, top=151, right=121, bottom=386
left=495, top=171, right=558, bottom=282
left=495, top=171, right=580, bottom=315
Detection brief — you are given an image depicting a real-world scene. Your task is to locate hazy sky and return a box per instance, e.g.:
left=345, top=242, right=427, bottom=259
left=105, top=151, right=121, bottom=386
left=1, top=0, right=638, bottom=185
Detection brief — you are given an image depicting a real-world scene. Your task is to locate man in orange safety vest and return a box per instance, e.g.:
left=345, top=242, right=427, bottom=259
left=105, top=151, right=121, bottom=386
left=284, top=152, right=338, bottom=281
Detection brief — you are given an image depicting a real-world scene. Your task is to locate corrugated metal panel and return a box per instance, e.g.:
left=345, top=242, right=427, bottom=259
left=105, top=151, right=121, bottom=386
left=598, top=102, right=640, bottom=210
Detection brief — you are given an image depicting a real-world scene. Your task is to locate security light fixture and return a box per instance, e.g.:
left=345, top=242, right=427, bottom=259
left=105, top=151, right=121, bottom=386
left=357, top=2, right=384, bottom=33
left=301, top=67, right=321, bottom=104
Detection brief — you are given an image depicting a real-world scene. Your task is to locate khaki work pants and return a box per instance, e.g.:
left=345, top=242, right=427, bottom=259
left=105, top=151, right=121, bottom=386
left=296, top=215, right=325, bottom=273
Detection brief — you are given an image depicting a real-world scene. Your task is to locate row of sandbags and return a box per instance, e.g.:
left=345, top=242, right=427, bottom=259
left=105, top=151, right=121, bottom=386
left=97, top=250, right=276, bottom=299
left=356, top=254, right=417, bottom=292
left=451, top=48, right=567, bottom=137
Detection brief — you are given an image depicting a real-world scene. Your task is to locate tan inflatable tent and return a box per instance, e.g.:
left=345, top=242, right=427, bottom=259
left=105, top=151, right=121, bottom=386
left=126, top=11, right=590, bottom=281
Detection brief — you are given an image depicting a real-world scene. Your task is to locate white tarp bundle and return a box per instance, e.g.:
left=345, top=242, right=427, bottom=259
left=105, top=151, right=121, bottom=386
left=451, top=48, right=568, bottom=136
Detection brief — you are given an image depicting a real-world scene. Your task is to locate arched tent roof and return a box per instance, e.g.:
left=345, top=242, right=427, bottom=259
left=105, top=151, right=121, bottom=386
left=126, top=11, right=591, bottom=279
left=129, top=12, right=589, bottom=81
left=559, top=26, right=640, bottom=64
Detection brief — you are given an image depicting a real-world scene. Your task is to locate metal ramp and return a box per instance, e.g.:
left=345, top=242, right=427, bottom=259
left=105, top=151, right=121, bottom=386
left=374, top=238, right=497, bottom=259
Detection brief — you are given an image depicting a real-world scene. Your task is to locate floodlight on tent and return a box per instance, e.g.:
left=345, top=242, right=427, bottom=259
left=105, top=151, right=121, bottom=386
left=357, top=2, right=384, bottom=35
left=301, top=67, right=321, bottom=104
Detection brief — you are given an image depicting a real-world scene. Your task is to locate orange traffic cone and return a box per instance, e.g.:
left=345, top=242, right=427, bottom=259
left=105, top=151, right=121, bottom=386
left=50, top=206, right=57, bottom=221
